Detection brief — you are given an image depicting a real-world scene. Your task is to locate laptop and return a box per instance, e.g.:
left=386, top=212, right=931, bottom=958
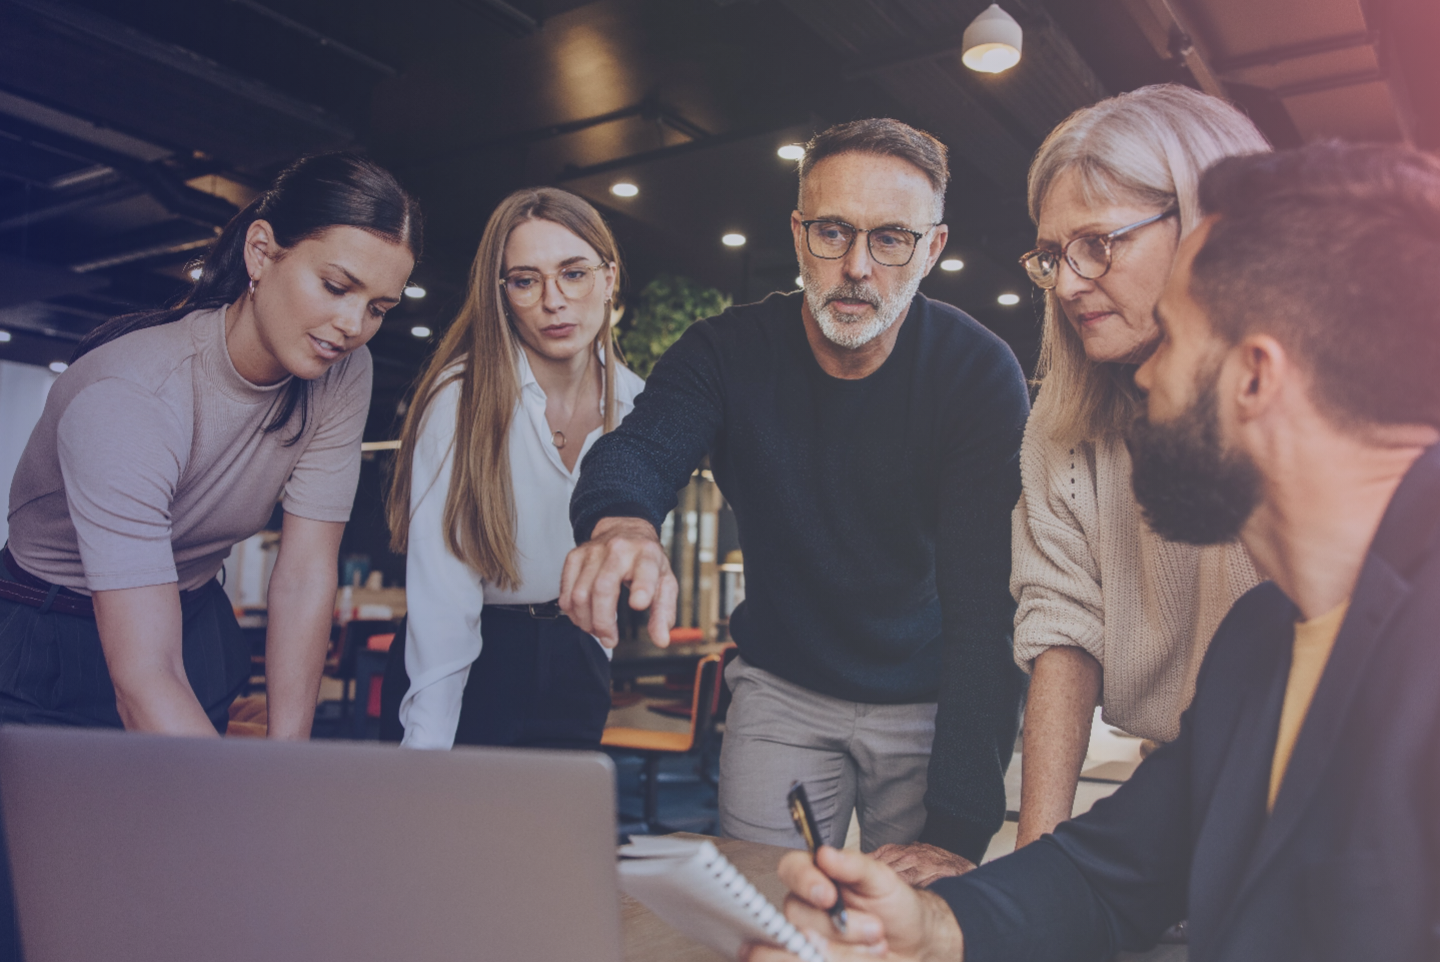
left=0, top=726, right=622, bottom=962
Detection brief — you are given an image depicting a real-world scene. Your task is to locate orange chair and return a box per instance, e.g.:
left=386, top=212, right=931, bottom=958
left=602, top=653, right=722, bottom=833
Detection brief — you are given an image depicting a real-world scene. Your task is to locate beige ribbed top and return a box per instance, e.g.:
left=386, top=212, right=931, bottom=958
left=7, top=306, right=371, bottom=594
left=1010, top=402, right=1260, bottom=742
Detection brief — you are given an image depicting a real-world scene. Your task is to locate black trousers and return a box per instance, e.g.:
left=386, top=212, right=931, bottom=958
left=380, top=607, right=611, bottom=750
left=0, top=554, right=249, bottom=961
left=0, top=563, right=249, bottom=732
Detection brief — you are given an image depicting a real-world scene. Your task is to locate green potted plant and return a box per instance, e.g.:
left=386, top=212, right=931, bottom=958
left=619, top=274, right=731, bottom=379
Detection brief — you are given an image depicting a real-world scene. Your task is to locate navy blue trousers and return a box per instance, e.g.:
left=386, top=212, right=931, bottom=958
left=0, top=553, right=249, bottom=961
left=380, top=607, right=611, bottom=750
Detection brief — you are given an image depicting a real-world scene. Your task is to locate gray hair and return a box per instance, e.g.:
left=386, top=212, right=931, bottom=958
left=798, top=118, right=949, bottom=220
left=1028, top=84, right=1270, bottom=441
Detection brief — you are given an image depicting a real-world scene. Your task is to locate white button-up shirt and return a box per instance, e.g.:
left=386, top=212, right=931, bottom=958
left=399, top=351, right=645, bottom=749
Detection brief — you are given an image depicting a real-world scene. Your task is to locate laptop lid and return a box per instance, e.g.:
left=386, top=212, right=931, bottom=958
left=0, top=727, right=622, bottom=962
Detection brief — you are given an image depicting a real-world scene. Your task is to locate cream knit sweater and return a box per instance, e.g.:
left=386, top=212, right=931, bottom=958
left=1010, top=405, right=1260, bottom=742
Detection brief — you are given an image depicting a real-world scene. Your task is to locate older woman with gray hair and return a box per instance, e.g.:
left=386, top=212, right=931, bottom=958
left=1009, top=85, right=1269, bottom=851
left=880, top=84, right=1269, bottom=885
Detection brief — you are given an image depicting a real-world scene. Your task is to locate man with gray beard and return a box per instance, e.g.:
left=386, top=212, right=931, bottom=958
left=563, top=119, right=1030, bottom=865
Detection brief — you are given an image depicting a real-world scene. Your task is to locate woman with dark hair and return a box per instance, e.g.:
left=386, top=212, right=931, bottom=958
left=382, top=186, right=642, bottom=750
left=0, top=152, right=422, bottom=739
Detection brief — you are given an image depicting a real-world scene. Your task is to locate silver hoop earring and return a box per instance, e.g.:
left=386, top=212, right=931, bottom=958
left=248, top=277, right=256, bottom=295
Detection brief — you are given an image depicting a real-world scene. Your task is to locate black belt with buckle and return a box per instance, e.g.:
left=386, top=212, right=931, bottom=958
left=486, top=600, right=564, bottom=620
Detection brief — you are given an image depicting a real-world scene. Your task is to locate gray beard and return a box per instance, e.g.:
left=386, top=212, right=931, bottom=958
left=802, top=266, right=921, bottom=350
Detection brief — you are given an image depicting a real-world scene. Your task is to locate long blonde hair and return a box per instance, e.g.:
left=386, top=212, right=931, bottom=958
left=387, top=187, right=626, bottom=589
left=1028, top=84, right=1270, bottom=441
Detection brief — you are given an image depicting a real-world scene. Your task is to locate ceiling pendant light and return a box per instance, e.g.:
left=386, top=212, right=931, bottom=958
left=962, top=4, right=1022, bottom=74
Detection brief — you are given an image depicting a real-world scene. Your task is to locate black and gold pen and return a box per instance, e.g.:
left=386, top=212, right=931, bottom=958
left=786, top=781, right=849, bottom=933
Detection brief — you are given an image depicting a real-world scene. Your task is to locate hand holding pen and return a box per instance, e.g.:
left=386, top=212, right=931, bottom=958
left=786, top=782, right=849, bottom=934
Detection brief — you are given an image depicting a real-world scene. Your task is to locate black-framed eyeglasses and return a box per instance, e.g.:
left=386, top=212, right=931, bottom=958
left=1019, top=209, right=1177, bottom=290
left=500, top=262, right=610, bottom=307
left=800, top=219, right=936, bottom=267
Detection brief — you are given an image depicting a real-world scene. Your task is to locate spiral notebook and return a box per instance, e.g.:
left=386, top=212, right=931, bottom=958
left=618, top=836, right=826, bottom=961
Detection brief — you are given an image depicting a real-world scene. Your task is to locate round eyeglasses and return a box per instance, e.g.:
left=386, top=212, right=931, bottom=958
left=500, top=262, right=609, bottom=308
left=1019, top=209, right=1177, bottom=290
left=800, top=220, right=935, bottom=267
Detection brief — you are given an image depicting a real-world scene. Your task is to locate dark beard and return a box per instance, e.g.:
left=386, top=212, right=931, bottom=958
left=1126, top=376, right=1263, bottom=545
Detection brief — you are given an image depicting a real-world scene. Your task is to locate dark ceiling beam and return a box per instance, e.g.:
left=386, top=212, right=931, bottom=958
left=1117, top=0, right=1227, bottom=98
left=46, top=164, right=116, bottom=192
left=0, top=252, right=106, bottom=309
left=70, top=233, right=215, bottom=274
left=0, top=88, right=170, bottom=163
left=406, top=99, right=709, bottom=170
left=1214, top=30, right=1377, bottom=74
left=1272, top=67, right=1386, bottom=100
left=0, top=181, right=140, bottom=234
left=0, top=113, right=237, bottom=228
left=553, top=118, right=811, bottom=182
left=4, top=0, right=354, bottom=141
left=0, top=303, right=93, bottom=340
left=0, top=135, right=105, bottom=190
left=223, top=0, right=400, bottom=77
left=451, top=0, right=542, bottom=36
left=843, top=32, right=973, bottom=79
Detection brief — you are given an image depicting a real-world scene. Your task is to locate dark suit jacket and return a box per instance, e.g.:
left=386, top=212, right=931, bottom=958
left=933, top=444, right=1440, bottom=961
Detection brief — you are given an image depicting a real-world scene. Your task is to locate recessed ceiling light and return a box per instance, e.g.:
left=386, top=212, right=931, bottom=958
left=188, top=266, right=203, bottom=281
left=0, top=330, right=11, bottom=343
left=49, top=361, right=67, bottom=373
left=610, top=182, right=639, bottom=197
left=404, top=285, right=426, bottom=299
left=722, top=233, right=746, bottom=247
left=940, top=258, right=964, bottom=272
left=997, top=293, right=1020, bottom=306
left=795, top=275, right=804, bottom=288
left=410, top=325, right=432, bottom=338
left=777, top=144, right=805, bottom=161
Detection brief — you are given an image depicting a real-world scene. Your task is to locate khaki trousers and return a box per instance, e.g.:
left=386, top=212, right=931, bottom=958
left=718, top=655, right=937, bottom=853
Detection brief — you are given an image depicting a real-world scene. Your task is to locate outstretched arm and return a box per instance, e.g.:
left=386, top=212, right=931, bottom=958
left=560, top=516, right=678, bottom=647
left=564, top=323, right=726, bottom=645
left=94, top=584, right=217, bottom=736
left=1017, top=645, right=1102, bottom=847
left=264, top=514, right=345, bottom=739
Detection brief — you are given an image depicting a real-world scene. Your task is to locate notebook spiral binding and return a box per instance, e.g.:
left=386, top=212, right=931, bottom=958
left=698, top=843, right=826, bottom=962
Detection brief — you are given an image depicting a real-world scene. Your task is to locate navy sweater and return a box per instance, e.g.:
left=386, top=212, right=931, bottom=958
left=572, top=290, right=1029, bottom=860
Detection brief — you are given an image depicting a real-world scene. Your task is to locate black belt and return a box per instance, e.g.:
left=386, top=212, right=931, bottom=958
left=0, top=545, right=95, bottom=619
left=0, top=544, right=211, bottom=620
left=486, top=600, right=564, bottom=620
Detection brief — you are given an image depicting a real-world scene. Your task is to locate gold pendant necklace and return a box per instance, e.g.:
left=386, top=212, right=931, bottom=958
left=552, top=430, right=566, bottom=449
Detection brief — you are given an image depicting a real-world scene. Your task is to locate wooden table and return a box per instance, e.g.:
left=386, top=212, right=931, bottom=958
left=622, top=834, right=792, bottom=962
left=621, top=834, right=1187, bottom=962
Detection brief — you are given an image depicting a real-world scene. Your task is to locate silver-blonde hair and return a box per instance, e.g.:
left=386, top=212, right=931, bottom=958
left=1028, top=84, right=1271, bottom=441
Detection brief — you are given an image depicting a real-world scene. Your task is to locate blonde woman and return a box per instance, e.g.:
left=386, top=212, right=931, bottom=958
left=384, top=188, right=643, bottom=750
left=1002, top=85, right=1272, bottom=851
left=881, top=86, right=1274, bottom=884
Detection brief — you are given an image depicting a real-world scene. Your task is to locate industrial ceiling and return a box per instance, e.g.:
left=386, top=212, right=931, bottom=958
left=0, top=0, right=1434, bottom=439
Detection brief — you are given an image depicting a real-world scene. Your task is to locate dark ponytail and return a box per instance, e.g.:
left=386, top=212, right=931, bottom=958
left=73, top=152, right=423, bottom=443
